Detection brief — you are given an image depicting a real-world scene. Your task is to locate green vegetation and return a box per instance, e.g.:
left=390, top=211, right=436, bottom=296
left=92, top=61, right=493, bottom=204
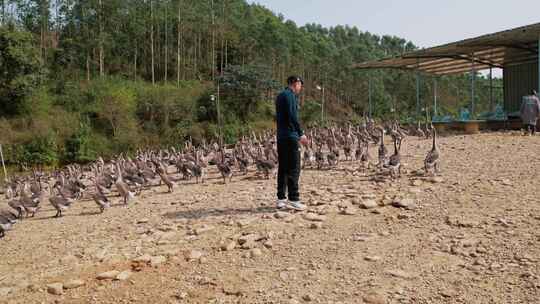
left=0, top=0, right=501, bottom=168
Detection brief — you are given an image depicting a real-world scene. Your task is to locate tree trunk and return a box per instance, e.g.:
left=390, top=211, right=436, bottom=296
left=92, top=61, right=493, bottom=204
left=1, top=0, right=4, bottom=26
left=134, top=41, right=138, bottom=79
left=177, top=0, right=181, bottom=87
left=193, top=33, right=199, bottom=78
left=150, top=0, right=155, bottom=85
left=98, top=0, right=104, bottom=77
left=210, top=0, right=215, bottom=80
left=86, top=54, right=91, bottom=82
left=164, top=1, right=169, bottom=83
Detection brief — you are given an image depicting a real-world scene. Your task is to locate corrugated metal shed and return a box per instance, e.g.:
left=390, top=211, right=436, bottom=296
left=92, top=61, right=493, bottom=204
left=352, top=22, right=540, bottom=75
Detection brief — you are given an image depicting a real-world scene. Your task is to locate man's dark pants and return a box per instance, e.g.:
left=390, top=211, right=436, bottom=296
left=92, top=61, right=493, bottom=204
left=277, top=138, right=301, bottom=202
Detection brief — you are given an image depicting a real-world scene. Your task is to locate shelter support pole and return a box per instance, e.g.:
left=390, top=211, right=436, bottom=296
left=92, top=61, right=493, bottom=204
left=471, top=55, right=475, bottom=117
left=433, top=78, right=438, bottom=118
left=368, top=76, right=372, bottom=118
left=538, top=36, right=540, bottom=93
left=489, top=67, right=493, bottom=110
left=416, top=60, right=420, bottom=119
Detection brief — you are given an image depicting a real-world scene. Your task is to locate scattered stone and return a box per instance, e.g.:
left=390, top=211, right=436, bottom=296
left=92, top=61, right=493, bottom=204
left=310, top=222, right=323, bottom=229
left=430, top=176, right=444, bottom=184
left=302, top=294, right=314, bottom=301
left=193, top=225, right=215, bottom=235
left=97, top=270, right=121, bottom=280
left=221, top=241, right=237, bottom=251
left=411, top=179, right=423, bottom=186
left=440, top=289, right=457, bottom=298
left=132, top=254, right=152, bottom=263
left=94, top=249, right=108, bottom=262
left=240, top=240, right=258, bottom=249
left=116, top=270, right=133, bottom=281
left=150, top=255, right=167, bottom=267
left=362, top=292, right=386, bottom=304
left=362, top=193, right=377, bottom=200
left=340, top=208, right=357, bottom=215
left=238, top=234, right=262, bottom=245
left=365, top=256, right=382, bottom=262
left=237, top=218, right=255, bottom=228
left=184, top=250, right=203, bottom=261
left=385, top=269, right=414, bottom=279
left=392, top=198, right=415, bottom=209
left=359, top=200, right=379, bottom=209
left=249, top=248, right=263, bottom=258
left=302, top=213, right=326, bottom=222
left=397, top=213, right=411, bottom=220
left=274, top=211, right=290, bottom=219
left=63, top=279, right=85, bottom=289
left=263, top=240, right=274, bottom=249
left=501, top=179, right=512, bottom=186
left=137, top=218, right=149, bottom=224
left=0, top=287, right=13, bottom=297
left=46, top=283, right=64, bottom=295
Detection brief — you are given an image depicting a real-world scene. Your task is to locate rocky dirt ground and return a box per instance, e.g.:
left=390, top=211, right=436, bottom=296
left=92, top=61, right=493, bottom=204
left=1, top=131, right=540, bottom=304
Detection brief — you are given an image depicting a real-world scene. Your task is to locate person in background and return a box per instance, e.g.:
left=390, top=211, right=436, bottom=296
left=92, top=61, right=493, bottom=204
left=275, top=76, right=309, bottom=211
left=520, top=90, right=540, bottom=136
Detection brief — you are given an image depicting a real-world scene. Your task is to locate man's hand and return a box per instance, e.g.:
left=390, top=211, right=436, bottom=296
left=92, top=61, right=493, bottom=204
left=299, top=135, right=309, bottom=146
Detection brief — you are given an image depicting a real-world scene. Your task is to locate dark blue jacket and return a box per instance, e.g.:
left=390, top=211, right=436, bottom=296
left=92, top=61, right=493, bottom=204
left=275, top=87, right=304, bottom=141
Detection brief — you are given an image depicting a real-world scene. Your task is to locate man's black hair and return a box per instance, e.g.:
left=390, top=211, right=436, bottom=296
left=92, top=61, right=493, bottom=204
left=287, top=76, right=304, bottom=85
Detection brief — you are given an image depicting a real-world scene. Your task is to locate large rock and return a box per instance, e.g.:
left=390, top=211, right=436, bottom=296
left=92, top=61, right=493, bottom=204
left=47, top=283, right=64, bottom=295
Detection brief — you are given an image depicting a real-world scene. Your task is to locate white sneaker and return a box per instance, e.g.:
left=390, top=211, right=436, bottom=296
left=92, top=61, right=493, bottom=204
left=276, top=199, right=288, bottom=209
left=288, top=201, right=307, bottom=211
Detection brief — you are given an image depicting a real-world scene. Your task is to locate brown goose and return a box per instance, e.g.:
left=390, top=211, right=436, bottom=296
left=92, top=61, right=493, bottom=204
left=424, top=127, right=440, bottom=175
left=90, top=177, right=110, bottom=213
left=115, top=163, right=135, bottom=205
left=0, top=210, right=17, bottom=238
left=384, top=138, right=402, bottom=179
left=377, top=128, right=388, bottom=169
left=49, top=186, right=75, bottom=218
left=216, top=149, right=233, bottom=184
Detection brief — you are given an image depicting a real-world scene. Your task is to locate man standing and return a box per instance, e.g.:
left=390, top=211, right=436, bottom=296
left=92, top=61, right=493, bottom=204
left=275, top=76, right=309, bottom=211
left=520, top=90, right=540, bottom=136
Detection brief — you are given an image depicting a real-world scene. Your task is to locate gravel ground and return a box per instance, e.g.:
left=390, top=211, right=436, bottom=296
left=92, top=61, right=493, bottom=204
left=1, top=131, right=540, bottom=304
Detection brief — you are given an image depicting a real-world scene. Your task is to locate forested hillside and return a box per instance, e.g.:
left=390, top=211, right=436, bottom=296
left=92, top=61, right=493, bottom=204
left=0, top=0, right=499, bottom=167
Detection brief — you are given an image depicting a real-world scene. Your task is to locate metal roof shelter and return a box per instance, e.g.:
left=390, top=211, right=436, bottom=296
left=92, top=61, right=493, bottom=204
left=353, top=22, right=540, bottom=118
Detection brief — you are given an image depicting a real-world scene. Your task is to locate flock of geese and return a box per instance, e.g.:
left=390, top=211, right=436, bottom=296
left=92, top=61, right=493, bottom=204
left=0, top=120, right=440, bottom=238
